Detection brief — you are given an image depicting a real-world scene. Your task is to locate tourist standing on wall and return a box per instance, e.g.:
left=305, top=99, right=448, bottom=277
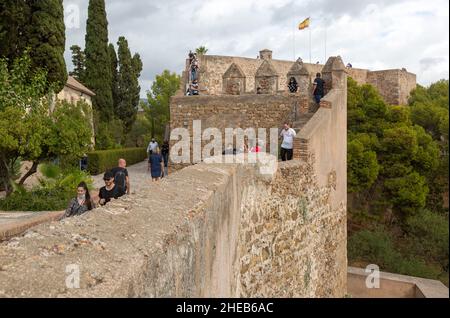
left=148, top=147, right=164, bottom=182
left=280, top=122, right=297, bottom=161
left=161, top=140, right=170, bottom=178
left=63, top=182, right=95, bottom=218
left=111, top=159, right=130, bottom=195
left=147, top=138, right=159, bottom=157
left=313, top=73, right=325, bottom=104
left=191, top=54, right=199, bottom=81
left=98, top=171, right=125, bottom=206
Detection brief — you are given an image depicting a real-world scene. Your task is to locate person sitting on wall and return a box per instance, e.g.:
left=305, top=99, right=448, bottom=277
left=189, top=79, right=199, bottom=95
left=98, top=171, right=125, bottom=206
left=288, top=77, right=298, bottom=93
left=313, top=73, right=325, bottom=104
left=63, top=181, right=95, bottom=218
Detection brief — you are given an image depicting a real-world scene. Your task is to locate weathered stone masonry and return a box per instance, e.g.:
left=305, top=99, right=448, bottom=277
left=0, top=55, right=348, bottom=298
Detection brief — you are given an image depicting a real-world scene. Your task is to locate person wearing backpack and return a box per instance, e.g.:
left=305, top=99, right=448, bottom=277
left=111, top=159, right=130, bottom=195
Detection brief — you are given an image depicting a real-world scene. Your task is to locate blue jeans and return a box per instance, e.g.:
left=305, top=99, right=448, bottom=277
left=314, top=94, right=323, bottom=104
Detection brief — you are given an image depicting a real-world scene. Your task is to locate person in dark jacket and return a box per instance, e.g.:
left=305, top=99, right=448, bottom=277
left=63, top=181, right=95, bottom=218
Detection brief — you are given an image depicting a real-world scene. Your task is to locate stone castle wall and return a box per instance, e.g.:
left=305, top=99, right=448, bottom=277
left=0, top=57, right=348, bottom=298
left=0, top=159, right=346, bottom=297
left=184, top=52, right=416, bottom=105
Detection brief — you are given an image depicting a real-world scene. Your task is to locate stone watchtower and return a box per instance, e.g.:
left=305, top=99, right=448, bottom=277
left=255, top=60, right=279, bottom=94
left=321, top=56, right=347, bottom=95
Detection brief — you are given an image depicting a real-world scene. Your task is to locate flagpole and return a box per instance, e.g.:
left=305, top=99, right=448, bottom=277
left=324, top=24, right=327, bottom=63
left=309, top=17, right=312, bottom=63
left=293, top=8, right=296, bottom=60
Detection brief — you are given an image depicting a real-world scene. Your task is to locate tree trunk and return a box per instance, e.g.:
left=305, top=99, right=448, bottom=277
left=0, top=157, right=12, bottom=196
left=18, top=161, right=39, bottom=186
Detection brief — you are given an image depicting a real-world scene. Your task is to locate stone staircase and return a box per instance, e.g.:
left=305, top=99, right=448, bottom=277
left=291, top=100, right=319, bottom=134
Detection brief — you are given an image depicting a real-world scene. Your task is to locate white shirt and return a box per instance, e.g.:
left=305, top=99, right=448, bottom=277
left=147, top=141, right=158, bottom=153
left=280, top=128, right=297, bottom=150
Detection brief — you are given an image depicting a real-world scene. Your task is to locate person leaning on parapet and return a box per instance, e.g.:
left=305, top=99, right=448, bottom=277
left=313, top=73, right=325, bottom=104
left=147, top=138, right=159, bottom=157
left=279, top=122, right=297, bottom=161
left=111, top=158, right=130, bottom=195
left=288, top=77, right=298, bottom=93
left=63, top=181, right=95, bottom=218
left=98, top=171, right=125, bottom=206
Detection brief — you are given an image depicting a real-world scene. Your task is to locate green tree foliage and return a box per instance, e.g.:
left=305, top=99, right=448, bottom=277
left=347, top=77, right=449, bottom=285
left=125, top=116, right=152, bottom=148
left=25, top=0, right=67, bottom=92
left=69, top=45, right=86, bottom=81
left=108, top=43, right=119, bottom=112
left=195, top=46, right=208, bottom=55
left=84, top=0, right=114, bottom=121
left=409, top=80, right=449, bottom=212
left=348, top=138, right=379, bottom=193
left=0, top=0, right=67, bottom=92
left=144, top=70, right=180, bottom=140
left=115, top=37, right=142, bottom=133
left=0, top=54, right=92, bottom=195
left=0, top=0, right=30, bottom=62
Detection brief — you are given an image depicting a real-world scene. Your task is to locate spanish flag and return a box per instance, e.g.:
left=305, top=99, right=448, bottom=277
left=298, top=17, right=310, bottom=30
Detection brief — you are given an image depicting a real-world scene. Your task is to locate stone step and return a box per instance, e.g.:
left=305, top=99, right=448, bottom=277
left=292, top=113, right=315, bottom=129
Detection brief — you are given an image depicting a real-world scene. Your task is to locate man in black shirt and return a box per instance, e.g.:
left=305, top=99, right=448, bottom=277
left=313, top=73, right=325, bottom=104
left=98, top=171, right=125, bottom=206
left=111, top=159, right=130, bottom=194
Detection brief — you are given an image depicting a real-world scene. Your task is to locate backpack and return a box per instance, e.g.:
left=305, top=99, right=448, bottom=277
left=114, top=169, right=127, bottom=191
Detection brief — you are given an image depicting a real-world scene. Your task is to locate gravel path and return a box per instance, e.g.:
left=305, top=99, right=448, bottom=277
left=92, top=160, right=175, bottom=194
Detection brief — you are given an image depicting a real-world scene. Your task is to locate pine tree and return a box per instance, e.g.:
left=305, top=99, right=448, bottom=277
left=108, top=43, right=119, bottom=112
left=116, top=36, right=142, bottom=132
left=84, top=0, right=113, bottom=121
left=69, top=45, right=86, bottom=81
left=25, top=0, right=67, bottom=92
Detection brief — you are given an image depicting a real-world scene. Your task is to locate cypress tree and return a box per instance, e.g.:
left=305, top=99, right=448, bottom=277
left=25, top=0, right=67, bottom=92
left=0, top=0, right=30, bottom=62
left=108, top=43, right=119, bottom=112
left=116, top=36, right=142, bottom=132
left=69, top=45, right=86, bottom=81
left=132, top=53, right=143, bottom=115
left=84, top=0, right=113, bottom=121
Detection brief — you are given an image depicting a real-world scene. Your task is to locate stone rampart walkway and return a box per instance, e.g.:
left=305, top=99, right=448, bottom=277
left=0, top=160, right=171, bottom=241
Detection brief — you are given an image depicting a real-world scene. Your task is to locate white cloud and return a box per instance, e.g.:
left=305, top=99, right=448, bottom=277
left=64, top=0, right=449, bottom=96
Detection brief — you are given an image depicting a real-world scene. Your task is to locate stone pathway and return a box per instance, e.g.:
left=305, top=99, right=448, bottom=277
left=0, top=160, right=175, bottom=241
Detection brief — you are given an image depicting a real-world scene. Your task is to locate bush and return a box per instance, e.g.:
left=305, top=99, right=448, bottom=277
left=87, top=147, right=147, bottom=175
left=348, top=228, right=443, bottom=281
left=0, top=187, right=72, bottom=211
left=0, top=166, right=94, bottom=211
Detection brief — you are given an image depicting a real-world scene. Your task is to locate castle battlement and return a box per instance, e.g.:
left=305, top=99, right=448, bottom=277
left=182, top=49, right=416, bottom=105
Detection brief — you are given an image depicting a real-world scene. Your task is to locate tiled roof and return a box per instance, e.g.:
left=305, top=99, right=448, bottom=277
left=65, top=76, right=96, bottom=96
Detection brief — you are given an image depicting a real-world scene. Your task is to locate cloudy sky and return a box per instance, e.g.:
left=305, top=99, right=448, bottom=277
left=64, top=0, right=449, bottom=97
